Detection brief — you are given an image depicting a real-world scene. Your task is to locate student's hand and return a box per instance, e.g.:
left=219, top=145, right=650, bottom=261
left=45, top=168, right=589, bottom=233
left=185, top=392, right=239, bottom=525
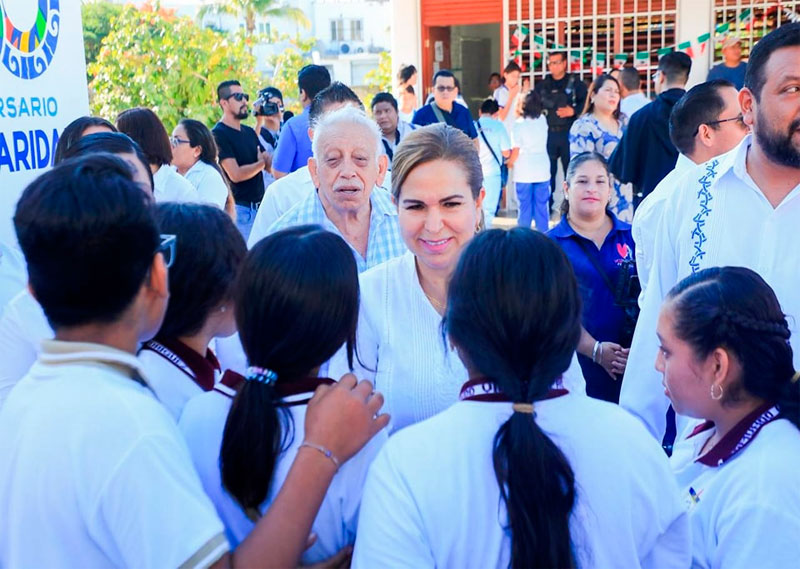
left=299, top=546, right=353, bottom=569
left=556, top=106, right=576, bottom=118
left=305, top=374, right=389, bottom=464
left=257, top=148, right=270, bottom=168
left=508, top=82, right=521, bottom=97
left=597, top=342, right=628, bottom=379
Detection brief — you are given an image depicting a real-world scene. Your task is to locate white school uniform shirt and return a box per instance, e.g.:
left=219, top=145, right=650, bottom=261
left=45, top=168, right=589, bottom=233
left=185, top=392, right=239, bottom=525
left=153, top=164, right=199, bottom=203
left=670, top=408, right=800, bottom=568
left=493, top=84, right=520, bottom=137
left=178, top=379, right=387, bottom=563
left=621, top=135, right=800, bottom=440
left=247, top=165, right=315, bottom=248
left=328, top=251, right=586, bottom=433
left=353, top=391, right=690, bottom=569
left=512, top=116, right=550, bottom=183
left=138, top=337, right=222, bottom=421
left=0, top=289, right=51, bottom=409
left=183, top=160, right=229, bottom=209
left=621, top=92, right=650, bottom=119
left=0, top=340, right=228, bottom=568
left=632, top=153, right=696, bottom=304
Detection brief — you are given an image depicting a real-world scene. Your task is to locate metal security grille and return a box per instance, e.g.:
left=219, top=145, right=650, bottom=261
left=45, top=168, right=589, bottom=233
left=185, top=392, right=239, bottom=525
left=712, top=0, right=800, bottom=65
left=505, top=0, right=678, bottom=95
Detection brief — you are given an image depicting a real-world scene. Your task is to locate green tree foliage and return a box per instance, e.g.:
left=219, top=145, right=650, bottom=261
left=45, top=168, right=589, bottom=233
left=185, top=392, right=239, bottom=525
left=365, top=50, right=392, bottom=93
left=199, top=0, right=309, bottom=36
left=88, top=4, right=262, bottom=129
left=81, top=1, right=123, bottom=77
left=267, top=36, right=318, bottom=114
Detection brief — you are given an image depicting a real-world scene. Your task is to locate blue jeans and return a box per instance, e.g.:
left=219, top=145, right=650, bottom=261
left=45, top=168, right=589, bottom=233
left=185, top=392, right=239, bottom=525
left=482, top=172, right=502, bottom=227
left=235, top=203, right=258, bottom=241
left=516, top=181, right=551, bottom=231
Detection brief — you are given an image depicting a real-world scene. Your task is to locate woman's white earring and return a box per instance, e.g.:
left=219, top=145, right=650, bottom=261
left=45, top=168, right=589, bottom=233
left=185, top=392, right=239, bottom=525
left=220, top=305, right=227, bottom=313
left=710, top=383, right=724, bottom=400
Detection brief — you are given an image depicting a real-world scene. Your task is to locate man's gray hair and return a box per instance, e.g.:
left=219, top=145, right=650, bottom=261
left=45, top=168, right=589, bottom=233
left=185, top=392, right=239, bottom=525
left=312, top=105, right=382, bottom=161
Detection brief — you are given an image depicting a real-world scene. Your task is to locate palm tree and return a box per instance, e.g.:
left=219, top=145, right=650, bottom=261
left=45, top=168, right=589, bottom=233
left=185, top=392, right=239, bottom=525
left=198, top=0, right=310, bottom=37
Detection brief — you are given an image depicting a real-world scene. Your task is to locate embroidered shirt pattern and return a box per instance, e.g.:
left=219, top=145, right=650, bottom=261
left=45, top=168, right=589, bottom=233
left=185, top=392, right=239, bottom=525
left=689, top=159, right=719, bottom=273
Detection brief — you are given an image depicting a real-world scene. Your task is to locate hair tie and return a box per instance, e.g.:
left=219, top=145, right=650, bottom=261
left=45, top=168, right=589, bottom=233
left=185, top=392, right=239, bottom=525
left=246, top=366, right=278, bottom=385
left=512, top=402, right=535, bottom=415
left=792, top=371, right=800, bottom=384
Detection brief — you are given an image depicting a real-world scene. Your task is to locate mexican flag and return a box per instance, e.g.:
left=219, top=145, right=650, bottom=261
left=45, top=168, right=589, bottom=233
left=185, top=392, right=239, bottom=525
left=613, top=53, right=628, bottom=67
left=509, top=49, right=526, bottom=71
left=696, top=33, right=711, bottom=56
left=634, top=51, right=650, bottom=65
left=511, top=26, right=529, bottom=47
left=738, top=8, right=752, bottom=22
left=592, top=53, right=606, bottom=75
left=657, top=46, right=674, bottom=58
left=533, top=34, right=546, bottom=46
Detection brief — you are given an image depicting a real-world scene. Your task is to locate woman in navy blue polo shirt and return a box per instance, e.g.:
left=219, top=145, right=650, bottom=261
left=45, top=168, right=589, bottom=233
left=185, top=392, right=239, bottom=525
left=547, top=152, right=638, bottom=403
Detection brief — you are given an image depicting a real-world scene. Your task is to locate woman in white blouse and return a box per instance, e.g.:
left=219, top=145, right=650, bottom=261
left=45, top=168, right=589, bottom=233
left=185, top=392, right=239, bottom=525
left=329, top=124, right=483, bottom=432
left=657, top=266, right=800, bottom=568
left=171, top=118, right=233, bottom=211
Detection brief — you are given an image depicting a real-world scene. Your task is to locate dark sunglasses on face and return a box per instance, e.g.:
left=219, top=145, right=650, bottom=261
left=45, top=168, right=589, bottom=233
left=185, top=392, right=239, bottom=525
left=226, top=92, right=250, bottom=102
left=435, top=85, right=456, bottom=92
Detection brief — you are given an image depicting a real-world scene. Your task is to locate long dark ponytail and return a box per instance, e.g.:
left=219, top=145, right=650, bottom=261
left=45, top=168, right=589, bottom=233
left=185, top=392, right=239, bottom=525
left=220, top=225, right=360, bottom=518
left=445, top=228, right=583, bottom=568
left=667, top=266, right=800, bottom=430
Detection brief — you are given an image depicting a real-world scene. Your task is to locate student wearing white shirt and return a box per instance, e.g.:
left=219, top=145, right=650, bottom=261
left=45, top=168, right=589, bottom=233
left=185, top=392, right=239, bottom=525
left=633, top=79, right=748, bottom=302
left=655, top=267, right=800, bottom=567
left=354, top=228, right=689, bottom=569
left=617, top=67, right=651, bottom=118
left=371, top=92, right=417, bottom=171
left=476, top=98, right=512, bottom=226
left=621, top=24, right=800, bottom=442
left=171, top=118, right=233, bottom=210
left=0, top=135, right=157, bottom=409
left=0, top=154, right=390, bottom=568
left=248, top=82, right=365, bottom=248
left=509, top=90, right=551, bottom=230
left=117, top=106, right=198, bottom=203
left=138, top=203, right=246, bottom=420
left=493, top=60, right=522, bottom=136
left=180, top=225, right=387, bottom=563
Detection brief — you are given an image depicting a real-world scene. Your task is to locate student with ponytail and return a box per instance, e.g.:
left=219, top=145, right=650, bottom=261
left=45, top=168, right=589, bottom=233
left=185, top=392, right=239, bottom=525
left=353, top=228, right=688, bottom=569
left=658, top=267, right=800, bottom=568
left=179, top=225, right=388, bottom=563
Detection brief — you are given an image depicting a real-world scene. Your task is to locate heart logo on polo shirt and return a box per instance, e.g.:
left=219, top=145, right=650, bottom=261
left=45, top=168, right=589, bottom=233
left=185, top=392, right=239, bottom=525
left=617, top=243, right=630, bottom=259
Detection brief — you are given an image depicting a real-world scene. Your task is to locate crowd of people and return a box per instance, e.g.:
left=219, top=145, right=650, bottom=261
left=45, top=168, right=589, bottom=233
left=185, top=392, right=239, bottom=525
left=0, top=21, right=799, bottom=569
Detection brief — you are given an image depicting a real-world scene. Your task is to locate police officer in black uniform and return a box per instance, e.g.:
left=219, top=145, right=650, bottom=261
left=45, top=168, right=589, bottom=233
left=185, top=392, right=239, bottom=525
left=534, top=52, right=588, bottom=207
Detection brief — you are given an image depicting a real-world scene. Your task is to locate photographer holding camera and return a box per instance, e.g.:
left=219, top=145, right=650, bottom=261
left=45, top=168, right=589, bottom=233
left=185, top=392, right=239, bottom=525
left=253, top=86, right=284, bottom=188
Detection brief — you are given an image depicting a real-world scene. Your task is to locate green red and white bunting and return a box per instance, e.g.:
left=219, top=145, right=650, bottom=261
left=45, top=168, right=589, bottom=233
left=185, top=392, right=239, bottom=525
left=511, top=26, right=529, bottom=47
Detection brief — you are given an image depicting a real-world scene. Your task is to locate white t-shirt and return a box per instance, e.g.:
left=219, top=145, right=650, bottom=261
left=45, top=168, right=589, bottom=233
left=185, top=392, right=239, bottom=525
left=247, top=166, right=315, bottom=248
left=671, top=411, right=800, bottom=568
left=512, top=116, right=550, bottom=183
left=0, top=289, right=51, bottom=409
left=0, top=340, right=228, bottom=568
left=328, top=252, right=586, bottom=433
left=621, top=136, right=800, bottom=440
left=184, top=160, right=229, bottom=209
left=153, top=164, right=200, bottom=203
left=353, top=393, right=689, bottom=568
left=493, top=84, right=520, bottom=136
left=178, top=382, right=387, bottom=562
left=621, top=92, right=651, bottom=119
left=476, top=116, right=511, bottom=177
left=138, top=337, right=222, bottom=421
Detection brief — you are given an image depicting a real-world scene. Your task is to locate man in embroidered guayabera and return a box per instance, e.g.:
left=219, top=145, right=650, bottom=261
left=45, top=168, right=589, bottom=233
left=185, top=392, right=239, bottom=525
left=620, top=23, right=800, bottom=445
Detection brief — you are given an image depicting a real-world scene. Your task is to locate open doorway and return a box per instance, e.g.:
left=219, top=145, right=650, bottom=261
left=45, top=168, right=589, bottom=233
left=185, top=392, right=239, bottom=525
left=451, top=24, right=501, bottom=115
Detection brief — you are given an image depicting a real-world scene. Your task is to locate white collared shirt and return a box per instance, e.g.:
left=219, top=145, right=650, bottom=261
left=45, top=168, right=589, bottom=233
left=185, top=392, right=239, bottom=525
left=0, top=340, right=228, bottom=568
left=184, top=160, right=229, bottom=209
left=632, top=153, right=697, bottom=304
left=153, top=164, right=199, bottom=203
left=621, top=92, right=650, bottom=118
left=353, top=394, right=689, bottom=568
left=247, top=166, right=315, bottom=248
left=621, top=135, right=800, bottom=440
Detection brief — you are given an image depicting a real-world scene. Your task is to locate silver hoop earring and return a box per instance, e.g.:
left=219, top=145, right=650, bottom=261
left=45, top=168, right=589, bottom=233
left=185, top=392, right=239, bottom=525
left=710, top=383, right=724, bottom=400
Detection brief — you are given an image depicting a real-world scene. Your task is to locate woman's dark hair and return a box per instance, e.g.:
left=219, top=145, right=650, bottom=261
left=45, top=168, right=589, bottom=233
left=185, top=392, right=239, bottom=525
left=220, top=225, right=360, bottom=517
left=560, top=151, right=612, bottom=217
left=397, top=64, right=417, bottom=84
left=60, top=132, right=154, bottom=190
left=521, top=89, right=544, bottom=119
left=176, top=118, right=228, bottom=183
left=116, top=107, right=173, bottom=167
left=666, top=267, right=799, bottom=429
left=154, top=203, right=246, bottom=338
left=54, top=116, right=117, bottom=164
left=14, top=153, right=159, bottom=330
left=445, top=228, right=582, bottom=568
left=584, top=74, right=621, bottom=120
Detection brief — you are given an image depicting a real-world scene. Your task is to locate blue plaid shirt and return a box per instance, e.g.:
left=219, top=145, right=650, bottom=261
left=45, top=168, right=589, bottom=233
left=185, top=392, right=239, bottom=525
left=268, top=186, right=406, bottom=272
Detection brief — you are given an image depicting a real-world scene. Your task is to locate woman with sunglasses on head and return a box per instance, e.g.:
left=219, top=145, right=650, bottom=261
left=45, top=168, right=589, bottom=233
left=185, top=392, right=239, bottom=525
left=170, top=119, right=233, bottom=211
left=658, top=267, right=800, bottom=568
left=137, top=203, right=246, bottom=420
left=117, top=107, right=198, bottom=204
left=179, top=225, right=388, bottom=562
left=353, top=228, right=688, bottom=568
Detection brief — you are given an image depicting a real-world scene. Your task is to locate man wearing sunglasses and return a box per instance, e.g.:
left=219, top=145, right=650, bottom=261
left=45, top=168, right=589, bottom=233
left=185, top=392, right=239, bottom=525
left=212, top=80, right=270, bottom=240
left=412, top=69, right=479, bottom=149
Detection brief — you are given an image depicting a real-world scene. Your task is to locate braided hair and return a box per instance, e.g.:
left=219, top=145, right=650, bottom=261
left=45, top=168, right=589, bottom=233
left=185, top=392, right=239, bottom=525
left=667, top=267, right=800, bottom=429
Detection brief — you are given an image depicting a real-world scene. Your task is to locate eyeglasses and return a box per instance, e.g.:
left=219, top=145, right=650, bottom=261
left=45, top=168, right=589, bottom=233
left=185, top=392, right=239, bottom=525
left=435, top=85, right=456, bottom=92
left=226, top=92, right=250, bottom=102
left=169, top=136, right=191, bottom=147
left=694, top=114, right=745, bottom=136
left=157, top=234, right=177, bottom=268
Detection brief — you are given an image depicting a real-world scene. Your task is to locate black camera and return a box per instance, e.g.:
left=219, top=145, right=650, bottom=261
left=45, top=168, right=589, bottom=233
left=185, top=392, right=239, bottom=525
left=254, top=99, right=280, bottom=116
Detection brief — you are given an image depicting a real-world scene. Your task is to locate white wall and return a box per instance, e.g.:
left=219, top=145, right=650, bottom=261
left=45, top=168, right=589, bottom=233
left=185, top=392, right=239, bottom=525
left=312, top=0, right=391, bottom=55
left=678, top=0, right=714, bottom=88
